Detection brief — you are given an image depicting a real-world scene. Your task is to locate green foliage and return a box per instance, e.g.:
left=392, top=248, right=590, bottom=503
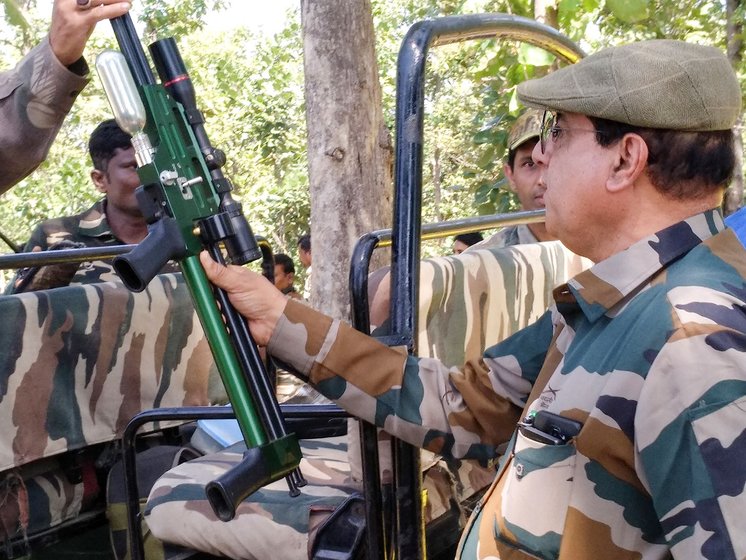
left=140, top=0, right=229, bottom=40
left=370, top=0, right=537, bottom=240
left=1, top=0, right=29, bottom=31
left=0, top=0, right=45, bottom=56
left=606, top=0, right=649, bottom=23
left=0, top=1, right=309, bottom=262
left=174, top=19, right=309, bottom=255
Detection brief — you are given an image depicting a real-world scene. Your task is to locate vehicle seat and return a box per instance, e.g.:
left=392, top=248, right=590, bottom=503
left=0, top=274, right=218, bottom=556
left=144, top=240, right=592, bottom=559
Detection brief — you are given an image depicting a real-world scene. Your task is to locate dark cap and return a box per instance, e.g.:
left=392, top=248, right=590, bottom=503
left=507, top=109, right=543, bottom=151
left=516, top=40, right=741, bottom=131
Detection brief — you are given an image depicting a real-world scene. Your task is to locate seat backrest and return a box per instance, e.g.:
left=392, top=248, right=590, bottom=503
left=0, top=273, right=218, bottom=473
left=416, top=240, right=592, bottom=365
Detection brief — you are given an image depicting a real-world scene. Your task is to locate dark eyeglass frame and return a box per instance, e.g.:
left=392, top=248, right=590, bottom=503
left=539, top=109, right=602, bottom=154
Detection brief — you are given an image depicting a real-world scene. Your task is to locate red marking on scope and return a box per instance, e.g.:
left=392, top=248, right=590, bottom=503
left=163, top=74, right=190, bottom=88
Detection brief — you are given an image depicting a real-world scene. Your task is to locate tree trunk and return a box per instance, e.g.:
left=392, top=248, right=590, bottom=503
left=725, top=0, right=744, bottom=215
left=534, top=0, right=559, bottom=29
left=300, top=0, right=393, bottom=320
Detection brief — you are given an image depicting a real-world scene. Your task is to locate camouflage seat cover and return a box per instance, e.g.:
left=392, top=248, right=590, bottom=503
left=147, top=435, right=496, bottom=560
left=145, top=241, right=591, bottom=559
left=146, top=436, right=356, bottom=559
left=0, top=273, right=218, bottom=546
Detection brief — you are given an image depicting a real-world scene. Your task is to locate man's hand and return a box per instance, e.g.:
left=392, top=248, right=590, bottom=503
left=49, top=0, right=132, bottom=67
left=200, top=251, right=288, bottom=347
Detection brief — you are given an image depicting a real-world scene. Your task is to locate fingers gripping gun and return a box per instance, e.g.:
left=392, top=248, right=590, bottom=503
left=96, top=14, right=305, bottom=521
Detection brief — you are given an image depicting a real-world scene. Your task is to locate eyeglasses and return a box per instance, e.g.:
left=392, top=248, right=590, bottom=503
left=539, top=110, right=601, bottom=154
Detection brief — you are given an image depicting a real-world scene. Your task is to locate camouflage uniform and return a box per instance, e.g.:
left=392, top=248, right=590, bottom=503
left=266, top=209, right=746, bottom=559
left=21, top=199, right=119, bottom=252
left=9, top=199, right=178, bottom=292
left=0, top=38, right=89, bottom=192
left=144, top=241, right=590, bottom=558
left=474, top=223, right=538, bottom=251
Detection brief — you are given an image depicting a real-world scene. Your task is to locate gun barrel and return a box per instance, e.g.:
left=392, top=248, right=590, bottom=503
left=109, top=15, right=155, bottom=86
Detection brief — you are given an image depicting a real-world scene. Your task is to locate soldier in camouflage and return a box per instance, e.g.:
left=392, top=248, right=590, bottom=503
left=0, top=0, right=131, bottom=192
left=201, top=40, right=745, bottom=559
left=8, top=119, right=178, bottom=292
left=478, top=108, right=558, bottom=250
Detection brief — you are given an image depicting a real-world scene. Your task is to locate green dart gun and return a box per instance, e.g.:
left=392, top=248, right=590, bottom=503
left=96, top=13, right=305, bottom=522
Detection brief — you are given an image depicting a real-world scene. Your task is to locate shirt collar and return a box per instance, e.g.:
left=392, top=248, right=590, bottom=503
left=78, top=199, right=115, bottom=240
left=556, top=208, right=725, bottom=322
left=516, top=224, right=539, bottom=245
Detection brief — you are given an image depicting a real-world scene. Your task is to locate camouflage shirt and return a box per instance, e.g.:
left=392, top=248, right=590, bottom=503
left=0, top=37, right=89, bottom=193
left=9, top=199, right=178, bottom=292
left=23, top=198, right=122, bottom=251
left=268, top=209, right=746, bottom=560
left=474, top=223, right=539, bottom=250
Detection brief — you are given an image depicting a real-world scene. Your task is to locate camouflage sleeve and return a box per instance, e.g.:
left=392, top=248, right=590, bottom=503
left=22, top=223, right=51, bottom=252
left=636, top=306, right=746, bottom=558
left=0, top=37, right=89, bottom=193
left=268, top=300, right=553, bottom=462
left=5, top=222, right=76, bottom=294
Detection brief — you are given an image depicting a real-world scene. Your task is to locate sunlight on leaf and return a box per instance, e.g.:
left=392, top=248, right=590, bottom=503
left=2, top=0, right=29, bottom=30
left=508, top=89, right=520, bottom=113
left=606, top=0, right=649, bottom=23
left=517, top=44, right=554, bottom=67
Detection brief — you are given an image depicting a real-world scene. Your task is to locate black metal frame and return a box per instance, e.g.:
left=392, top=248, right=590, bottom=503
left=348, top=210, right=547, bottom=560
left=349, top=14, right=584, bottom=560
left=0, top=238, right=274, bottom=271
left=350, top=208, right=545, bottom=332
left=121, top=404, right=348, bottom=560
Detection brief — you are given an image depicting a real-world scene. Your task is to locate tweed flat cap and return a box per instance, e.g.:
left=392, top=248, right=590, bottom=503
left=517, top=40, right=742, bottom=131
left=507, top=109, right=543, bottom=151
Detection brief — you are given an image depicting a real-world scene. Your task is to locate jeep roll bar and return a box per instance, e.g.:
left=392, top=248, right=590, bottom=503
left=349, top=14, right=583, bottom=560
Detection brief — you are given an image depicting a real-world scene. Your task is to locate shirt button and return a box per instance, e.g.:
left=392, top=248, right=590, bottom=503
left=515, top=462, right=524, bottom=479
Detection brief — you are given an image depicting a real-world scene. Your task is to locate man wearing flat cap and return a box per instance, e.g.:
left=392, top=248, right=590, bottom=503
left=197, top=40, right=746, bottom=559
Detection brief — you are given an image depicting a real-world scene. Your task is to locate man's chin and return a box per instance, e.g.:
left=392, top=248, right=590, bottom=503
left=543, top=210, right=557, bottom=236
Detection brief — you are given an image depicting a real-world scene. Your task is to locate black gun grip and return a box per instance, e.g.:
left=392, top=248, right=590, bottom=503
left=204, top=434, right=302, bottom=522
left=113, top=217, right=187, bottom=291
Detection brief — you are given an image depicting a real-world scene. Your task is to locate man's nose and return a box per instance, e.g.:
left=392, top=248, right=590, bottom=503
left=531, top=139, right=549, bottom=166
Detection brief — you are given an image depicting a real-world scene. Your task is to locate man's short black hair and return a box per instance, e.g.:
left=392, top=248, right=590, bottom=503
left=589, top=116, right=735, bottom=199
left=454, top=232, right=483, bottom=247
left=88, top=119, right=133, bottom=172
left=297, top=234, right=311, bottom=253
left=274, top=253, right=295, bottom=274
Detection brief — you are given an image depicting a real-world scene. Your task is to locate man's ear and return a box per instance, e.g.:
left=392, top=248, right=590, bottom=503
left=90, top=169, right=107, bottom=194
left=503, top=162, right=517, bottom=193
left=606, top=133, right=648, bottom=193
